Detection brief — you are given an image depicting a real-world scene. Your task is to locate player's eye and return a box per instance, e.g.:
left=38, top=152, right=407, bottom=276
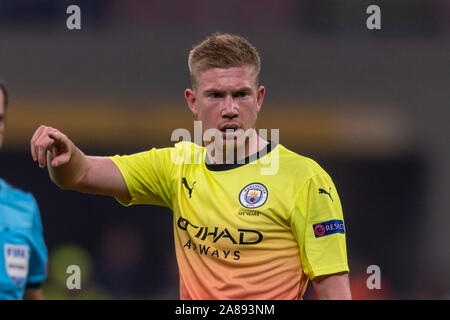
left=233, top=91, right=248, bottom=98
left=208, top=92, right=223, bottom=98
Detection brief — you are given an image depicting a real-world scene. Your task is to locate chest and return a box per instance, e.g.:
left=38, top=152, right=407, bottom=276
left=173, top=167, right=297, bottom=249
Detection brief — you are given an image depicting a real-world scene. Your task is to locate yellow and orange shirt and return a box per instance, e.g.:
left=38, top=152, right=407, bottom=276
left=109, top=141, right=349, bottom=299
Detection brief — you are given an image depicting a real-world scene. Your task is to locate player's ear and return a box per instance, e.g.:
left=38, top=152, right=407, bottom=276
left=256, top=85, right=265, bottom=113
left=185, top=88, right=198, bottom=117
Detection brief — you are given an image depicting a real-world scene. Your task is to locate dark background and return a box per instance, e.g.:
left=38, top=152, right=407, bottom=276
left=0, top=0, right=449, bottom=299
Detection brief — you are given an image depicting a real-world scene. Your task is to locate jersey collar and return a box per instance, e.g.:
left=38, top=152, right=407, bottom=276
left=205, top=140, right=278, bottom=171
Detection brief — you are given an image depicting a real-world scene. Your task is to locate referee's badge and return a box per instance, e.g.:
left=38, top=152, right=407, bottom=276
left=4, top=244, right=29, bottom=288
left=239, top=183, right=268, bottom=209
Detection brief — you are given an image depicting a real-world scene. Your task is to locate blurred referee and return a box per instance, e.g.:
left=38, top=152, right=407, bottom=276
left=0, top=82, right=48, bottom=299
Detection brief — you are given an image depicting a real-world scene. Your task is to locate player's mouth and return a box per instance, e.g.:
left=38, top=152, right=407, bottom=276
left=219, top=124, right=241, bottom=139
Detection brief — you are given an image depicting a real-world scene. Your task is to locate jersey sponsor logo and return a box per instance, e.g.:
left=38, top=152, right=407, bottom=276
left=239, top=183, right=268, bottom=209
left=4, top=244, right=29, bottom=288
left=177, top=217, right=263, bottom=245
left=318, top=187, right=333, bottom=201
left=181, top=177, right=196, bottom=198
left=313, top=220, right=345, bottom=238
left=183, top=240, right=241, bottom=261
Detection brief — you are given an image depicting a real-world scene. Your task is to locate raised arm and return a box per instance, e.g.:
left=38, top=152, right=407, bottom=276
left=30, top=125, right=130, bottom=201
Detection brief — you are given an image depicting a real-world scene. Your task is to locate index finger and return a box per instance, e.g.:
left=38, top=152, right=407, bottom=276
left=48, top=131, right=66, bottom=145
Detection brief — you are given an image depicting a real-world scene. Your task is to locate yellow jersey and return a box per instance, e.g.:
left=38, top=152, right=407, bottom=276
left=109, top=141, right=349, bottom=299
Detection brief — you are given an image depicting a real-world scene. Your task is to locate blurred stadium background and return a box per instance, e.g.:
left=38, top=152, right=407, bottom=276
left=0, top=0, right=449, bottom=299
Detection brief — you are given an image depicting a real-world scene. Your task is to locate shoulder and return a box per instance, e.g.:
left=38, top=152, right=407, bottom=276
left=0, top=179, right=39, bottom=228
left=277, top=144, right=329, bottom=178
left=0, top=178, right=37, bottom=210
left=134, top=141, right=203, bottom=161
left=169, top=141, right=204, bottom=165
left=172, top=141, right=203, bottom=155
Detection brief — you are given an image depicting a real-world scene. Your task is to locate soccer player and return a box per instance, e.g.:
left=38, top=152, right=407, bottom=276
left=0, top=82, right=48, bottom=299
left=30, top=33, right=351, bottom=299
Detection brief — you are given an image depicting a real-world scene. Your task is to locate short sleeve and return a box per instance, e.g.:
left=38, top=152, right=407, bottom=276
left=291, top=172, right=349, bottom=280
left=26, top=198, right=48, bottom=286
left=109, top=147, right=175, bottom=209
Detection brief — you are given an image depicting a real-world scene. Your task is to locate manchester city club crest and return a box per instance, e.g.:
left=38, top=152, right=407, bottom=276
left=239, top=183, right=268, bottom=209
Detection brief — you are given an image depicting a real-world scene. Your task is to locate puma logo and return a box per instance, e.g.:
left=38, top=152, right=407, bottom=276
left=182, top=177, right=196, bottom=198
left=318, top=187, right=333, bottom=201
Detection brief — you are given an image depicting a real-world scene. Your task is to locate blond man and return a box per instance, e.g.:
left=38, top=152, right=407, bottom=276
left=31, top=33, right=350, bottom=300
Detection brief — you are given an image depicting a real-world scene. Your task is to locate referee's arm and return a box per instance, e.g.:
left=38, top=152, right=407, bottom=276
left=311, top=272, right=351, bottom=300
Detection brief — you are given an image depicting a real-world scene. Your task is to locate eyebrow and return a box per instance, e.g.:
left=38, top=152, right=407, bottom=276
left=203, top=87, right=253, bottom=95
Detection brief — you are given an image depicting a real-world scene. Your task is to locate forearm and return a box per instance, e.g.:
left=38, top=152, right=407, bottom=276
left=312, top=272, right=352, bottom=300
left=32, top=126, right=129, bottom=198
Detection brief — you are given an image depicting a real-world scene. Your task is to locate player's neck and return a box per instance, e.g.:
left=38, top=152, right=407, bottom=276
left=245, top=135, right=269, bottom=161
left=205, top=135, right=269, bottom=165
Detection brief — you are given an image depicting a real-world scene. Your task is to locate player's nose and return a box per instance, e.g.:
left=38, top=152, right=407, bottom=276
left=222, top=95, right=238, bottom=118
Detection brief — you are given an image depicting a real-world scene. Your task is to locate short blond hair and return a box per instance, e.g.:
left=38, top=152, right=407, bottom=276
left=188, top=33, right=261, bottom=89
